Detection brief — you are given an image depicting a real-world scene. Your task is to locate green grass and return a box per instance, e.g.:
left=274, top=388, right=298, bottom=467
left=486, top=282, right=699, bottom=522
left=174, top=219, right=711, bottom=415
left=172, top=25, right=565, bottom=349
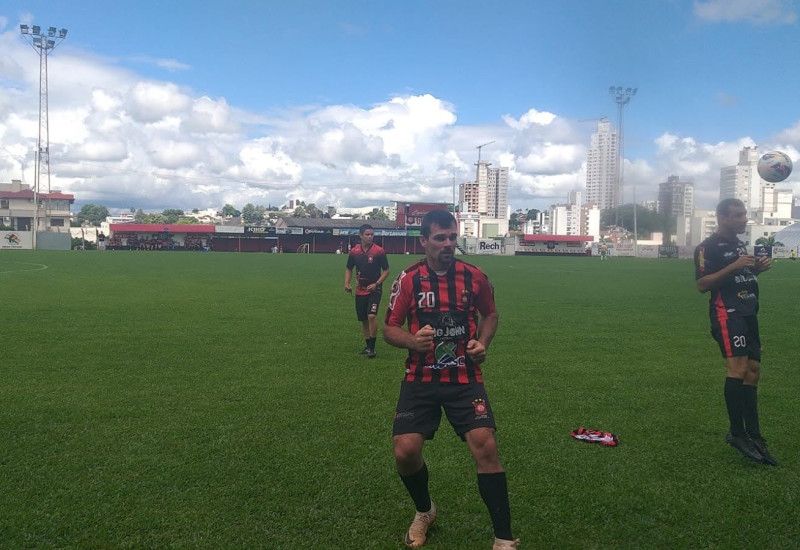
left=1, top=251, right=799, bottom=549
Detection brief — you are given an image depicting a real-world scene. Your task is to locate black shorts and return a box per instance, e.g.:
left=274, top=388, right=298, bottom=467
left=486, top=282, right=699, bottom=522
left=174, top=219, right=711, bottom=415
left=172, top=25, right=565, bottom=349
left=393, top=381, right=496, bottom=441
left=710, top=315, right=761, bottom=361
left=355, top=292, right=381, bottom=322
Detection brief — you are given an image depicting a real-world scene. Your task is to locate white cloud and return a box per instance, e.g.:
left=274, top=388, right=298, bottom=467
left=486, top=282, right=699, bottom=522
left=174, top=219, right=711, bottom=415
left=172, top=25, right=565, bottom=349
left=694, top=0, right=798, bottom=25
left=2, top=22, right=798, bottom=214
left=129, top=55, right=191, bottom=71
left=127, top=81, right=192, bottom=123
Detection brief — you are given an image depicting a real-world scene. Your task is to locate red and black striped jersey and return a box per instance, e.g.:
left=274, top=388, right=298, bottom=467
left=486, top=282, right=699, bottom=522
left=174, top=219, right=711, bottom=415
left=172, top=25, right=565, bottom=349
left=385, top=258, right=496, bottom=384
left=346, top=243, right=389, bottom=296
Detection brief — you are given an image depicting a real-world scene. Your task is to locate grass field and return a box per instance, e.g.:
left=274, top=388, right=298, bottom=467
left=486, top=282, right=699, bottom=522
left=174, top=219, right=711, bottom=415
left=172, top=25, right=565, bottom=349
left=1, top=250, right=799, bottom=549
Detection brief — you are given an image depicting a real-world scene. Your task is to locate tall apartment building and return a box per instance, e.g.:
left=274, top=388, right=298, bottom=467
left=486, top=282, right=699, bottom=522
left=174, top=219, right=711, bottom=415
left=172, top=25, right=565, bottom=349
left=585, top=118, right=619, bottom=210
left=719, top=146, right=764, bottom=215
left=458, top=161, right=510, bottom=237
left=658, top=175, right=694, bottom=218
left=459, top=181, right=480, bottom=214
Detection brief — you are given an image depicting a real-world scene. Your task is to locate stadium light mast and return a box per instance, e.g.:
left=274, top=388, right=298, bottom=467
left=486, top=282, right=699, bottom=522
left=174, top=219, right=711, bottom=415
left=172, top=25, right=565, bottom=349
left=609, top=86, right=637, bottom=253
left=20, top=23, right=68, bottom=249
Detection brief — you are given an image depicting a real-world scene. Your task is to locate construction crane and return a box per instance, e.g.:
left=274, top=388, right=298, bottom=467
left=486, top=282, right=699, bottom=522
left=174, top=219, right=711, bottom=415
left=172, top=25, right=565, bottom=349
left=476, top=140, right=495, bottom=164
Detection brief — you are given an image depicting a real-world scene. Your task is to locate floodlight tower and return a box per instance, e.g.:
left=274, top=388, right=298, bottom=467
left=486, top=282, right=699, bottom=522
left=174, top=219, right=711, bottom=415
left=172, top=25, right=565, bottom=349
left=609, top=86, right=637, bottom=249
left=19, top=23, right=68, bottom=248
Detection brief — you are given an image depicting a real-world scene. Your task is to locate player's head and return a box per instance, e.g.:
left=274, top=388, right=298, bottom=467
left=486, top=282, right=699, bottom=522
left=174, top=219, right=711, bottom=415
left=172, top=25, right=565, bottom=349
left=420, top=209, right=457, bottom=270
left=716, top=198, right=747, bottom=235
left=359, top=223, right=374, bottom=246
left=420, top=209, right=456, bottom=239
left=716, top=198, right=745, bottom=218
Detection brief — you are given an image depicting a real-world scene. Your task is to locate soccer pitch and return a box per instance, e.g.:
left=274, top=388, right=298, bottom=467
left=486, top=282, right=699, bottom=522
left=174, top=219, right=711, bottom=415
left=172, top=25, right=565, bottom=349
left=1, top=251, right=798, bottom=549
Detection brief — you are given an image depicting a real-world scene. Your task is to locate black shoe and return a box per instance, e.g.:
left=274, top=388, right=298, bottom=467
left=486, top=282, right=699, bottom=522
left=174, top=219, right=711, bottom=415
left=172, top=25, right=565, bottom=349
left=367, top=348, right=376, bottom=359
left=727, top=433, right=764, bottom=463
left=358, top=347, right=370, bottom=355
left=751, top=437, right=779, bottom=466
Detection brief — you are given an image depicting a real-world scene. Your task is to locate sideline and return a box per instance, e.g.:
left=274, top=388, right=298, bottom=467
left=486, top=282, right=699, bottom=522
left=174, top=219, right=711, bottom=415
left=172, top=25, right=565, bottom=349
left=0, top=262, right=49, bottom=275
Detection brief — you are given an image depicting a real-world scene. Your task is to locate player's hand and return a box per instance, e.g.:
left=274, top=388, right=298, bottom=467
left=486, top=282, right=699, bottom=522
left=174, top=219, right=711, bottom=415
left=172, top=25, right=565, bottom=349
left=755, top=256, right=772, bottom=272
left=466, top=339, right=487, bottom=364
left=366, top=283, right=376, bottom=292
left=733, top=255, right=756, bottom=269
left=344, top=284, right=352, bottom=293
left=411, top=325, right=435, bottom=353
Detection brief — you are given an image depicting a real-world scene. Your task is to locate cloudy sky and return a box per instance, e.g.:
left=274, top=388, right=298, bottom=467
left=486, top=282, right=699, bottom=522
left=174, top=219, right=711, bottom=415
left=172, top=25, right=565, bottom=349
left=1, top=0, right=799, bottom=214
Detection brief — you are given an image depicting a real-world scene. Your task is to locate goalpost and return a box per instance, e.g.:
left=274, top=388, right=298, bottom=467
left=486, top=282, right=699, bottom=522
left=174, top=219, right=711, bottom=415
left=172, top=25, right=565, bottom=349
left=297, top=243, right=310, bottom=253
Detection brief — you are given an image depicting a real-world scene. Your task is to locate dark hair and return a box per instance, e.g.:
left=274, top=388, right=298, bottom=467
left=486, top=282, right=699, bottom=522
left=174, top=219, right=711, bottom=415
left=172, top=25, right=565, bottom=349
left=420, top=209, right=456, bottom=238
left=359, top=223, right=374, bottom=235
left=716, top=198, right=745, bottom=218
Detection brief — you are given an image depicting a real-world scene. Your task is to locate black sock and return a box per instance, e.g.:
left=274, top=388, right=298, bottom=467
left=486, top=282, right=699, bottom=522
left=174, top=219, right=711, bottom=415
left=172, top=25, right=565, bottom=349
left=742, top=384, right=761, bottom=439
left=477, top=472, right=512, bottom=541
left=365, top=339, right=370, bottom=350
left=724, top=377, right=746, bottom=437
left=368, top=337, right=376, bottom=350
left=399, top=463, right=431, bottom=512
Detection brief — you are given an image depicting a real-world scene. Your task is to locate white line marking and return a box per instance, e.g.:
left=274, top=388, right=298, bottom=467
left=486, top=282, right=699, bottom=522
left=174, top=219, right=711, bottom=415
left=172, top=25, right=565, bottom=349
left=0, top=262, right=49, bottom=274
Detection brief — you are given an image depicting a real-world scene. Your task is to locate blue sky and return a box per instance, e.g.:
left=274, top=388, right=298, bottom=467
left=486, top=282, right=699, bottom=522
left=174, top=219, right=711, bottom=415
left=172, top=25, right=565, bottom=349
left=1, top=0, right=799, bottom=213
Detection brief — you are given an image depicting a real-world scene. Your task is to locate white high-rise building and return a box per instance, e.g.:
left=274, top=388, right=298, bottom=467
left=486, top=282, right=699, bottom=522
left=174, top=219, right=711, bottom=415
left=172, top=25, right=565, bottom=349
left=720, top=146, right=764, bottom=215
left=585, top=119, right=619, bottom=210
left=458, top=161, right=510, bottom=237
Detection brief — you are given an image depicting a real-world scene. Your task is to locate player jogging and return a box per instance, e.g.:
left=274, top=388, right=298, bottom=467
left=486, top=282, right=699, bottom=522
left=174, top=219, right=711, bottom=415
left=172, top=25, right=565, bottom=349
left=694, top=198, right=777, bottom=465
left=384, top=209, right=518, bottom=549
left=345, top=224, right=390, bottom=358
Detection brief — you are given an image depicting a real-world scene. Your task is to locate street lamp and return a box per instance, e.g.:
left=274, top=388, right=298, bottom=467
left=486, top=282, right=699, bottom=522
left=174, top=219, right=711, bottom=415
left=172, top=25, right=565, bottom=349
left=609, top=86, right=637, bottom=254
left=20, top=23, right=68, bottom=249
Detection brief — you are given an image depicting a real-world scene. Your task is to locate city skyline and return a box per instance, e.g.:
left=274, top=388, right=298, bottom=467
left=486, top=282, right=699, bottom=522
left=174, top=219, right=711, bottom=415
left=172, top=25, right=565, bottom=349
left=0, top=1, right=799, bottom=215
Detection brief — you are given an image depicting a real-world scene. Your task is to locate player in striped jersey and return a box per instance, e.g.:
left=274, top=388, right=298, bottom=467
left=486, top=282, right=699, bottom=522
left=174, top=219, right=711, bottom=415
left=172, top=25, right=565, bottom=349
left=695, top=198, right=777, bottom=465
left=384, top=209, right=517, bottom=549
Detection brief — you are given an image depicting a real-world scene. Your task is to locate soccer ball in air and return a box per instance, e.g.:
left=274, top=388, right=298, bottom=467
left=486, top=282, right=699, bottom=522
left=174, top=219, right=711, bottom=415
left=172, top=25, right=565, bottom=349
left=757, top=151, right=793, bottom=183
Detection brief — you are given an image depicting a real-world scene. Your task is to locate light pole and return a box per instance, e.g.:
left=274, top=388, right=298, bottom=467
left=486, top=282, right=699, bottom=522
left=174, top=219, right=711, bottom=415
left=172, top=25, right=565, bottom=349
left=609, top=86, right=637, bottom=253
left=20, top=24, right=68, bottom=249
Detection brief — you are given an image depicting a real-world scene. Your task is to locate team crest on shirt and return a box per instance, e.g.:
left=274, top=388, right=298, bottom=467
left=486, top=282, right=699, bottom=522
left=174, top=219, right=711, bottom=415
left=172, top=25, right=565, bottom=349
left=368, top=255, right=374, bottom=263
left=472, top=399, right=488, bottom=419
left=461, top=289, right=470, bottom=304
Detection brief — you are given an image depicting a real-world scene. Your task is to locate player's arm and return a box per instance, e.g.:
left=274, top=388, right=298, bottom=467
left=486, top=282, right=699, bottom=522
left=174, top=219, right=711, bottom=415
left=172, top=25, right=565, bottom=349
left=384, top=324, right=434, bottom=353
left=344, top=267, right=354, bottom=293
left=696, top=255, right=755, bottom=293
left=466, top=274, right=499, bottom=363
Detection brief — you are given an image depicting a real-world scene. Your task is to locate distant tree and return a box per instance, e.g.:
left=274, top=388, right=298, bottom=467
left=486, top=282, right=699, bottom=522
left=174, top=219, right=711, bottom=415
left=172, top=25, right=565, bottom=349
left=222, top=204, right=240, bottom=218
left=509, top=211, right=522, bottom=231
left=241, top=203, right=266, bottom=225
left=293, top=206, right=309, bottom=218
left=306, top=203, right=324, bottom=218
left=142, top=213, right=167, bottom=224
left=526, top=208, right=540, bottom=221
left=77, top=204, right=109, bottom=226
left=130, top=207, right=135, bottom=214
left=191, top=208, right=199, bottom=214
left=366, top=208, right=388, bottom=220
left=134, top=209, right=146, bottom=223
left=755, top=236, right=784, bottom=247
left=177, top=217, right=200, bottom=225
left=601, top=204, right=663, bottom=237
left=162, top=209, right=184, bottom=224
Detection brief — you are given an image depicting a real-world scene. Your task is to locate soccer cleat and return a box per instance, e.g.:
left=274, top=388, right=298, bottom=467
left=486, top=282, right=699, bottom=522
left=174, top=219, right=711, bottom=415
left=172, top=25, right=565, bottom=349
left=493, top=538, right=521, bottom=550
left=405, top=501, right=436, bottom=547
left=358, top=347, right=370, bottom=355
left=751, top=437, right=778, bottom=466
left=367, top=348, right=377, bottom=359
left=726, top=433, right=764, bottom=463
